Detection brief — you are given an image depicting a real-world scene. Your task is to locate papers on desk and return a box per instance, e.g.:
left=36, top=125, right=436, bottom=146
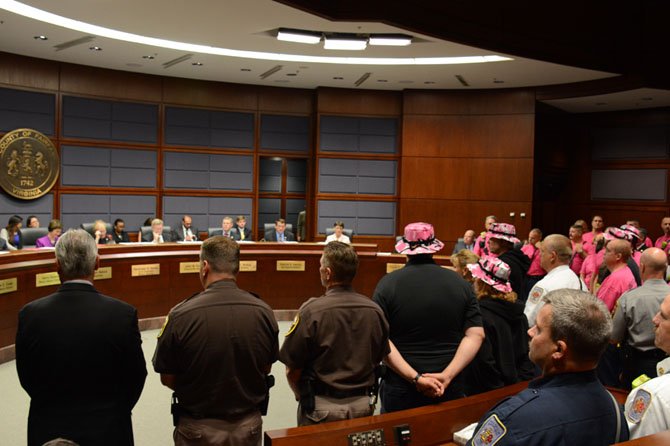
left=177, top=241, right=203, bottom=244
left=453, top=422, right=478, bottom=446
left=376, top=252, right=393, bottom=256
left=237, top=240, right=255, bottom=243
left=0, top=250, right=9, bottom=255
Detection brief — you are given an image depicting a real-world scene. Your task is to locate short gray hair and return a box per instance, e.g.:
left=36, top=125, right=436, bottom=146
left=55, top=229, right=98, bottom=280
left=543, top=289, right=612, bottom=363
left=543, top=234, right=572, bottom=263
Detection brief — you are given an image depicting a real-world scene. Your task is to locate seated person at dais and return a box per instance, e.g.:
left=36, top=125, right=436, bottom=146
left=93, top=220, right=113, bottom=245
left=35, top=220, right=63, bottom=248
left=265, top=218, right=295, bottom=242
left=325, top=221, right=350, bottom=244
left=142, top=218, right=172, bottom=243
left=111, top=219, right=130, bottom=244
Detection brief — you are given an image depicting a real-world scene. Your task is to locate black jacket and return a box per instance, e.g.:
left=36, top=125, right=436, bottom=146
left=499, top=248, right=531, bottom=295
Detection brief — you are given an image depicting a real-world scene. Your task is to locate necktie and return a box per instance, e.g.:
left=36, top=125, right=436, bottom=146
left=279, top=233, right=284, bottom=242
left=240, top=230, right=245, bottom=240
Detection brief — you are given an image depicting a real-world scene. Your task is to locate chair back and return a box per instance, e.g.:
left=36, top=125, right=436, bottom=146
left=22, top=227, right=49, bottom=247
left=263, top=223, right=293, bottom=234
left=80, top=222, right=112, bottom=237
left=208, top=228, right=223, bottom=238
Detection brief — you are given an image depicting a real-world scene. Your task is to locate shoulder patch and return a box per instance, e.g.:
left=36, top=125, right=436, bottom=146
left=157, top=315, right=169, bottom=339
left=285, top=314, right=300, bottom=337
left=529, top=287, right=545, bottom=304
left=472, top=414, right=507, bottom=446
left=626, top=388, right=652, bottom=424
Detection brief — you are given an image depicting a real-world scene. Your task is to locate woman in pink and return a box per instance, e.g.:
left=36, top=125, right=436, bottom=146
left=521, top=228, right=545, bottom=300
left=581, top=235, right=605, bottom=292
left=34, top=219, right=62, bottom=248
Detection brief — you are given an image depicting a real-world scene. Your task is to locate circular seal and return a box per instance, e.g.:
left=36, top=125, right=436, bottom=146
left=0, top=128, right=59, bottom=200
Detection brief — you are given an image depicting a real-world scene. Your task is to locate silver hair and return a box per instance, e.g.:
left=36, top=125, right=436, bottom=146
left=151, top=218, right=163, bottom=227
left=542, top=289, right=612, bottom=363
left=55, top=229, right=98, bottom=279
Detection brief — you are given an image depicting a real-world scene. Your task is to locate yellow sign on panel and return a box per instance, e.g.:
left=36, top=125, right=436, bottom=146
left=277, top=260, right=305, bottom=272
left=179, top=262, right=200, bottom=274
left=0, top=277, right=17, bottom=294
left=240, top=260, right=257, bottom=272
left=386, top=263, right=404, bottom=273
left=36, top=272, right=60, bottom=287
left=94, top=267, right=112, bottom=280
left=132, top=264, right=160, bottom=277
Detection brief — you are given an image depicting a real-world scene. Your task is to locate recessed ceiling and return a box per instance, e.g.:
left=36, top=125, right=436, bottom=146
left=0, top=0, right=664, bottom=113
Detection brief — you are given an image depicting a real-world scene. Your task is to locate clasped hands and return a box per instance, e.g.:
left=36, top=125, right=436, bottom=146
left=415, top=372, right=451, bottom=398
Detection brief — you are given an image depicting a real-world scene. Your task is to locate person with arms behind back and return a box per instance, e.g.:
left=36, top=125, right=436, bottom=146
left=15, top=229, right=147, bottom=446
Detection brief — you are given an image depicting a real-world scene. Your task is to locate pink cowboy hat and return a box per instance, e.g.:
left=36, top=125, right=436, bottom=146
left=395, top=222, right=444, bottom=255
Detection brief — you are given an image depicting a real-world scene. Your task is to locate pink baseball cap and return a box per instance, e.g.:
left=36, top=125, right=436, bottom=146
left=395, top=222, right=444, bottom=255
left=467, top=256, right=513, bottom=293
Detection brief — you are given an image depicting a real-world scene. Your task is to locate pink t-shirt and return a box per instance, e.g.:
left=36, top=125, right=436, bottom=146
left=631, top=250, right=642, bottom=266
left=473, top=233, right=487, bottom=257
left=570, top=241, right=585, bottom=276
left=521, top=243, right=544, bottom=276
left=596, top=266, right=637, bottom=312
left=580, top=252, right=599, bottom=292
left=655, top=234, right=670, bottom=253
left=582, top=231, right=602, bottom=256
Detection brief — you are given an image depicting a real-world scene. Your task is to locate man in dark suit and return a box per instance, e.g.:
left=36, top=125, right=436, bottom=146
left=235, top=215, right=253, bottom=241
left=111, top=218, right=130, bottom=243
left=452, top=229, right=476, bottom=254
left=15, top=229, right=147, bottom=446
left=265, top=218, right=295, bottom=242
left=141, top=218, right=172, bottom=243
left=173, top=214, right=199, bottom=242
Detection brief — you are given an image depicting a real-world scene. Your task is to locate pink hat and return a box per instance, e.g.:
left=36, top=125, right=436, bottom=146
left=487, top=223, right=520, bottom=244
left=467, top=256, right=513, bottom=293
left=395, top=222, right=444, bottom=255
left=604, top=226, right=632, bottom=242
left=620, top=224, right=641, bottom=241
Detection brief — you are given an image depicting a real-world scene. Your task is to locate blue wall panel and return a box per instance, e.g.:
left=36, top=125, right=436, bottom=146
left=320, top=116, right=397, bottom=154
left=318, top=158, right=396, bottom=195
left=318, top=200, right=395, bottom=236
left=164, top=152, right=253, bottom=190
left=61, top=146, right=156, bottom=188
left=165, top=107, right=254, bottom=149
left=60, top=194, right=156, bottom=231
left=260, top=115, right=310, bottom=152
left=0, top=87, right=55, bottom=135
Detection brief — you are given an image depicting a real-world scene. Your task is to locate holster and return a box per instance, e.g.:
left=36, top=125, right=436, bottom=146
left=171, top=393, right=182, bottom=427
left=299, top=372, right=316, bottom=413
left=258, top=374, right=275, bottom=416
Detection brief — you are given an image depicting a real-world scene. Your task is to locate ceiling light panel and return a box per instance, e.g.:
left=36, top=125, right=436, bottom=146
left=324, top=36, right=367, bottom=51
left=368, top=34, right=412, bottom=46
left=277, top=28, right=321, bottom=44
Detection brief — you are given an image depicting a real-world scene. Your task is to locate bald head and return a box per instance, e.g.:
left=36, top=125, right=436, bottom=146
left=539, top=234, right=572, bottom=273
left=640, top=247, right=668, bottom=281
left=604, top=239, right=631, bottom=270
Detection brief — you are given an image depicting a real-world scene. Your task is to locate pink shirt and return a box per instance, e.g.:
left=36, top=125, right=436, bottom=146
left=570, top=241, right=585, bottom=276
left=521, top=244, right=544, bottom=276
left=473, top=233, right=488, bottom=257
left=596, top=266, right=637, bottom=312
left=582, top=231, right=602, bottom=256
left=631, top=250, right=642, bottom=266
left=580, top=252, right=599, bottom=292
left=655, top=234, right=670, bottom=253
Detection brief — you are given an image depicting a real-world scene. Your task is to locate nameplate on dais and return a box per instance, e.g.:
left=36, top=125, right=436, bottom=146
left=94, top=267, right=112, bottom=280
left=0, top=277, right=17, bottom=294
left=36, top=272, right=60, bottom=287
left=240, top=260, right=257, bottom=272
left=179, top=262, right=200, bottom=274
left=277, top=260, right=305, bottom=272
left=386, top=263, right=404, bottom=273
left=132, top=264, right=160, bottom=277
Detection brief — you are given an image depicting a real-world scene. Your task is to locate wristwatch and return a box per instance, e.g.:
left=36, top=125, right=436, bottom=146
left=412, top=373, right=422, bottom=384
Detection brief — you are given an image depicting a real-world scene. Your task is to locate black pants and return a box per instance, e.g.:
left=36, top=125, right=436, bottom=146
left=621, top=346, right=667, bottom=389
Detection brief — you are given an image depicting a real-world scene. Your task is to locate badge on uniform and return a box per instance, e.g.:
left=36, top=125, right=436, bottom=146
left=285, top=314, right=300, bottom=337
left=626, top=388, right=652, bottom=424
left=529, top=287, right=544, bottom=304
left=472, top=414, right=506, bottom=445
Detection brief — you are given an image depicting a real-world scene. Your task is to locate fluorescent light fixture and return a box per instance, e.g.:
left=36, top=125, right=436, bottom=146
left=0, top=0, right=513, bottom=66
left=277, top=28, right=321, bottom=44
left=324, top=36, right=367, bottom=51
left=369, top=34, right=412, bottom=46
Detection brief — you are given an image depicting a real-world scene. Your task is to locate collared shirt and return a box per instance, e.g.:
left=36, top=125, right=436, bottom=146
left=153, top=280, right=279, bottom=418
left=276, top=231, right=285, bottom=242
left=612, top=279, right=670, bottom=349
left=524, top=265, right=586, bottom=326
left=597, top=266, right=637, bottom=312
left=625, top=357, right=670, bottom=439
left=570, top=240, right=585, bottom=275
left=468, top=370, right=629, bottom=446
left=182, top=226, right=194, bottom=241
left=279, top=285, right=389, bottom=390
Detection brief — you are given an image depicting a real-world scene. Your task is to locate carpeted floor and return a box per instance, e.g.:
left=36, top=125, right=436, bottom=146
left=0, top=322, right=299, bottom=445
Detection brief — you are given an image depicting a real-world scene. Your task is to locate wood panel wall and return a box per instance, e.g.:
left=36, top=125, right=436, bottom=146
left=400, top=90, right=536, bottom=246
left=534, top=105, right=670, bottom=240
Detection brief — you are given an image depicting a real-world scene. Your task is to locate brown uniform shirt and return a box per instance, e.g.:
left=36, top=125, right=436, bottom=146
left=153, top=279, right=279, bottom=418
left=279, top=285, right=390, bottom=391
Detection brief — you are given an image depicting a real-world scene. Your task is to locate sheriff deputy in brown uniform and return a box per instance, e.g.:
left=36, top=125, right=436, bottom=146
left=279, top=241, right=390, bottom=426
left=153, top=236, right=279, bottom=446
